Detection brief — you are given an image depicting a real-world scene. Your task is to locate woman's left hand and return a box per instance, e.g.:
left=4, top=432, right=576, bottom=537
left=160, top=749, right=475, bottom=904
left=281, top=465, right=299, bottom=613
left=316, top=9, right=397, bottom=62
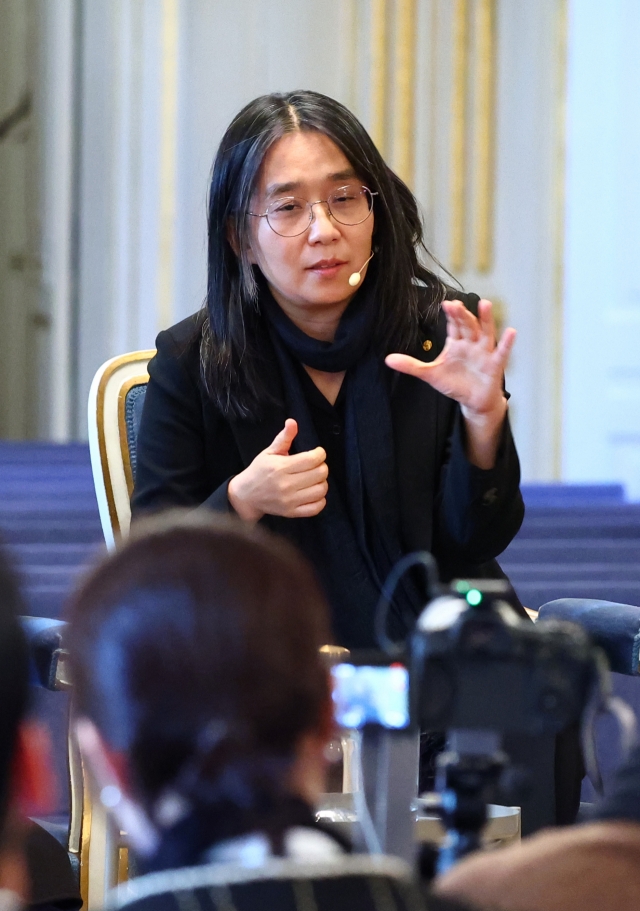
left=385, top=299, right=516, bottom=469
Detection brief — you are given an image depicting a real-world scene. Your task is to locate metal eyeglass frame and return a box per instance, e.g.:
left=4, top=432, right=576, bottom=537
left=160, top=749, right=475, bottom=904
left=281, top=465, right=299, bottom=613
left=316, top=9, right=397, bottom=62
left=248, top=185, right=378, bottom=237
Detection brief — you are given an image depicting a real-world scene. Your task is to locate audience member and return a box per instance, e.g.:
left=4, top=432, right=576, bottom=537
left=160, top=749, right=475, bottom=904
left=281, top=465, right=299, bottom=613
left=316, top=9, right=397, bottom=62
left=66, top=513, right=475, bottom=911
left=434, top=741, right=640, bottom=910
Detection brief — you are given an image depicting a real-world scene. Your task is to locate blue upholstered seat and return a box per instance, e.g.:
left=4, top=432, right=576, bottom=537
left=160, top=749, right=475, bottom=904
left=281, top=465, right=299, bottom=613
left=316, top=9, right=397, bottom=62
left=124, top=383, right=147, bottom=484
left=539, top=599, right=640, bottom=677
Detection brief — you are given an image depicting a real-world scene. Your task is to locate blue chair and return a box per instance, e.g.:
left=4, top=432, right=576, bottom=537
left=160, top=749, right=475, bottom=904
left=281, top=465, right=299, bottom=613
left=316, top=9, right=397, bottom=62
left=539, top=598, right=640, bottom=802
left=538, top=599, right=640, bottom=677
left=20, top=619, right=84, bottom=886
left=23, top=614, right=134, bottom=907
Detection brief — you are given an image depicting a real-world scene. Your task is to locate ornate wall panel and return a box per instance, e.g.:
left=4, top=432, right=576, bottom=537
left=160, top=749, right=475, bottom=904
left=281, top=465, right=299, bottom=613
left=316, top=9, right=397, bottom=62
left=29, top=0, right=569, bottom=477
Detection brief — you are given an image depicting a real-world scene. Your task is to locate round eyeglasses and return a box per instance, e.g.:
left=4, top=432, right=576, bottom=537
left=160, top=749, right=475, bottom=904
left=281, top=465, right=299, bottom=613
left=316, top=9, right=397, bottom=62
left=248, top=185, right=377, bottom=237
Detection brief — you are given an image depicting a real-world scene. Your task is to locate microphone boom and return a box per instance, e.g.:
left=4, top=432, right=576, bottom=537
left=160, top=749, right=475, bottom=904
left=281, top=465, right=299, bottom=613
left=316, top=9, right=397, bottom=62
left=348, top=251, right=374, bottom=287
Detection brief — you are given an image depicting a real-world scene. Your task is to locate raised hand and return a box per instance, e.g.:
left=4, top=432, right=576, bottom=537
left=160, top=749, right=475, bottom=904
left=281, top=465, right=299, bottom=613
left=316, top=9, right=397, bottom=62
left=385, top=299, right=515, bottom=413
left=385, top=300, right=516, bottom=468
left=227, top=419, right=329, bottom=522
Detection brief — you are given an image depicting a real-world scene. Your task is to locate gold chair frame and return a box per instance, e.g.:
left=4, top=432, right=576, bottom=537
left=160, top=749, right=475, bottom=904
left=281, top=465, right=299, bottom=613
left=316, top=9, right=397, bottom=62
left=88, top=350, right=155, bottom=548
left=82, top=350, right=154, bottom=906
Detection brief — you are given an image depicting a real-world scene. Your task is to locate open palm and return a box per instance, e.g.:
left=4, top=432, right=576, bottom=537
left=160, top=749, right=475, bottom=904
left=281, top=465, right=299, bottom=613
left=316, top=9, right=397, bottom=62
left=385, top=299, right=516, bottom=417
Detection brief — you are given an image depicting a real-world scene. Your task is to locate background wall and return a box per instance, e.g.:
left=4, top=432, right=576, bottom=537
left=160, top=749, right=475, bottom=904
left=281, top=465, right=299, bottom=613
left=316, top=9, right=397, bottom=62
left=0, top=0, right=44, bottom=438
left=2, top=0, right=639, bottom=495
left=563, top=0, right=640, bottom=497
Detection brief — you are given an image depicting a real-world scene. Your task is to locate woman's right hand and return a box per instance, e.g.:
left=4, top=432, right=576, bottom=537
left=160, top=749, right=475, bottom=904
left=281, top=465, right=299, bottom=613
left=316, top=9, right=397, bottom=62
left=227, top=419, right=329, bottom=523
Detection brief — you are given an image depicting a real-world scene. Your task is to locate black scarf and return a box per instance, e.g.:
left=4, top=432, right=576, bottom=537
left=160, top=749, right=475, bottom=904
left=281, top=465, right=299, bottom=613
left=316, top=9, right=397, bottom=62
left=261, top=282, right=422, bottom=648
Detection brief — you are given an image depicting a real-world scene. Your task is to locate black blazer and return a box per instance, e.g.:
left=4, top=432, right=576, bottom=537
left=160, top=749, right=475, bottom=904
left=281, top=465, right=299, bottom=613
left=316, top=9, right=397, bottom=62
left=132, top=295, right=525, bottom=616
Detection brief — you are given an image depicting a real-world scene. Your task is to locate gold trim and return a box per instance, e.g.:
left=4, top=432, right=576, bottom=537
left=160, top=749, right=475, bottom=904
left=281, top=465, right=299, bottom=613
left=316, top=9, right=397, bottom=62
left=158, top=0, right=179, bottom=331
left=428, top=0, right=439, bottom=239
left=118, top=846, right=129, bottom=884
left=68, top=717, right=84, bottom=856
left=79, top=758, right=92, bottom=909
left=95, top=351, right=156, bottom=541
left=118, top=373, right=151, bottom=499
left=552, top=0, right=568, bottom=478
left=370, top=0, right=388, bottom=153
left=345, top=0, right=359, bottom=112
left=97, top=379, right=122, bottom=540
left=450, top=0, right=469, bottom=271
left=392, top=0, right=417, bottom=185
left=473, top=0, right=496, bottom=272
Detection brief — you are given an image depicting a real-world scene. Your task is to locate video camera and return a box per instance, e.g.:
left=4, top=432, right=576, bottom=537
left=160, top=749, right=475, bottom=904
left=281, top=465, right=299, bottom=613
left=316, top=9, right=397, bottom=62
left=409, top=574, right=604, bottom=869
left=330, top=554, right=611, bottom=871
left=410, top=577, right=597, bottom=736
left=332, top=567, right=601, bottom=739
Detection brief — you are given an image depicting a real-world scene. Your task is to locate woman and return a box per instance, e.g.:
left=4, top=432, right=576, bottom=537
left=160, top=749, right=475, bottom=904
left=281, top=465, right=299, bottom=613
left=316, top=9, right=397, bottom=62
left=132, top=90, right=525, bottom=650
left=66, top=513, right=475, bottom=911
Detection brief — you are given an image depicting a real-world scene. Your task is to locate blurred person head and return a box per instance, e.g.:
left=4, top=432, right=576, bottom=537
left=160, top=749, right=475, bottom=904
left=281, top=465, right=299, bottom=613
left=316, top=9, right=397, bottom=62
left=66, top=513, right=334, bottom=867
left=202, top=89, right=446, bottom=418
left=434, top=819, right=640, bottom=911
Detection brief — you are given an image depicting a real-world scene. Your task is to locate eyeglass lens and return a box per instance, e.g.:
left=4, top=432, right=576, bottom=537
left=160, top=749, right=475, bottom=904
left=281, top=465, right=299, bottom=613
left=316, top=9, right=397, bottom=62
left=266, top=185, right=373, bottom=237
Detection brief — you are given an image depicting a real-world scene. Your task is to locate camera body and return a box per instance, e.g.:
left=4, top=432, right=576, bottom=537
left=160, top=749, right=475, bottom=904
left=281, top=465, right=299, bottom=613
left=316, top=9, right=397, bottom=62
left=410, top=578, right=598, bottom=736
left=328, top=571, right=604, bottom=867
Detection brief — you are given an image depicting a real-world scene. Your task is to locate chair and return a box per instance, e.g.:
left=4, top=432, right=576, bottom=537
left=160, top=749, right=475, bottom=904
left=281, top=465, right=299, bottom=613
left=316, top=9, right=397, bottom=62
left=538, top=599, right=640, bottom=677
left=21, top=619, right=84, bottom=898
left=112, top=855, right=423, bottom=911
left=27, top=617, right=135, bottom=909
left=82, top=351, right=153, bottom=902
left=88, top=351, right=154, bottom=548
left=538, top=598, right=640, bottom=809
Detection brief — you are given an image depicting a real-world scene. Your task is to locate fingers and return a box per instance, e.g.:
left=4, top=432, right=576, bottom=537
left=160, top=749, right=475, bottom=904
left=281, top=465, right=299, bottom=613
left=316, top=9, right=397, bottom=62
left=443, top=300, right=476, bottom=341
left=476, top=299, right=496, bottom=342
left=291, top=497, right=327, bottom=518
left=385, top=353, right=431, bottom=379
left=443, top=300, right=481, bottom=342
left=445, top=299, right=516, bottom=356
left=278, top=477, right=328, bottom=518
left=266, top=418, right=298, bottom=455
left=287, top=446, right=327, bottom=472
left=494, top=326, right=517, bottom=368
left=442, top=301, right=462, bottom=341
left=265, top=422, right=328, bottom=472
left=287, top=461, right=329, bottom=491
left=293, top=480, right=329, bottom=507
left=275, top=476, right=328, bottom=518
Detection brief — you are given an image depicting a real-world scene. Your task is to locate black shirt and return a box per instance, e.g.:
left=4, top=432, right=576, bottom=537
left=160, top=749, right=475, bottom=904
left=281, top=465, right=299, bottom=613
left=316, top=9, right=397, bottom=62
left=295, top=362, right=348, bottom=507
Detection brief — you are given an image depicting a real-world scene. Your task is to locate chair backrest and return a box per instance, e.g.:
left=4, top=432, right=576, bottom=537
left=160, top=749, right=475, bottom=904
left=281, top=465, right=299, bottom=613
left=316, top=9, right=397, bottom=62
left=112, top=855, right=422, bottom=911
left=88, top=350, right=155, bottom=548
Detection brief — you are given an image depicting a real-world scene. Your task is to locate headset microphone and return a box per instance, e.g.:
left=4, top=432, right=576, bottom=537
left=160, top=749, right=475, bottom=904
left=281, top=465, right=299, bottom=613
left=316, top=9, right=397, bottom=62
left=348, top=251, right=375, bottom=287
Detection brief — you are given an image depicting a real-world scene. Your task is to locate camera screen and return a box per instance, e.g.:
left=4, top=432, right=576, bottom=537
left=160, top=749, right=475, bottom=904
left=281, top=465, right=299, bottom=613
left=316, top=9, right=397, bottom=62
left=331, top=663, right=410, bottom=730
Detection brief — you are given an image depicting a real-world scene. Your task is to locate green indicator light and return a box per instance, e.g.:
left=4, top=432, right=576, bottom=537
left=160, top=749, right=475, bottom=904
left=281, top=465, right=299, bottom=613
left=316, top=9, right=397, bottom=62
left=466, top=589, right=483, bottom=606
left=455, top=580, right=470, bottom=594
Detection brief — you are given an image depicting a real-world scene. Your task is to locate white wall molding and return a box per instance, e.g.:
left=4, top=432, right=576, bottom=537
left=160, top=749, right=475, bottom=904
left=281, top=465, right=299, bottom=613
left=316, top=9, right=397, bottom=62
left=39, top=0, right=75, bottom=440
left=563, top=0, right=640, bottom=497
left=29, top=0, right=573, bottom=468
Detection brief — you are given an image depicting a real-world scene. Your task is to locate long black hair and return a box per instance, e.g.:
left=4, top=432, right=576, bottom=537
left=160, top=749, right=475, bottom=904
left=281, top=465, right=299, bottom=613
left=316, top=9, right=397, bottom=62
left=203, top=90, right=446, bottom=418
